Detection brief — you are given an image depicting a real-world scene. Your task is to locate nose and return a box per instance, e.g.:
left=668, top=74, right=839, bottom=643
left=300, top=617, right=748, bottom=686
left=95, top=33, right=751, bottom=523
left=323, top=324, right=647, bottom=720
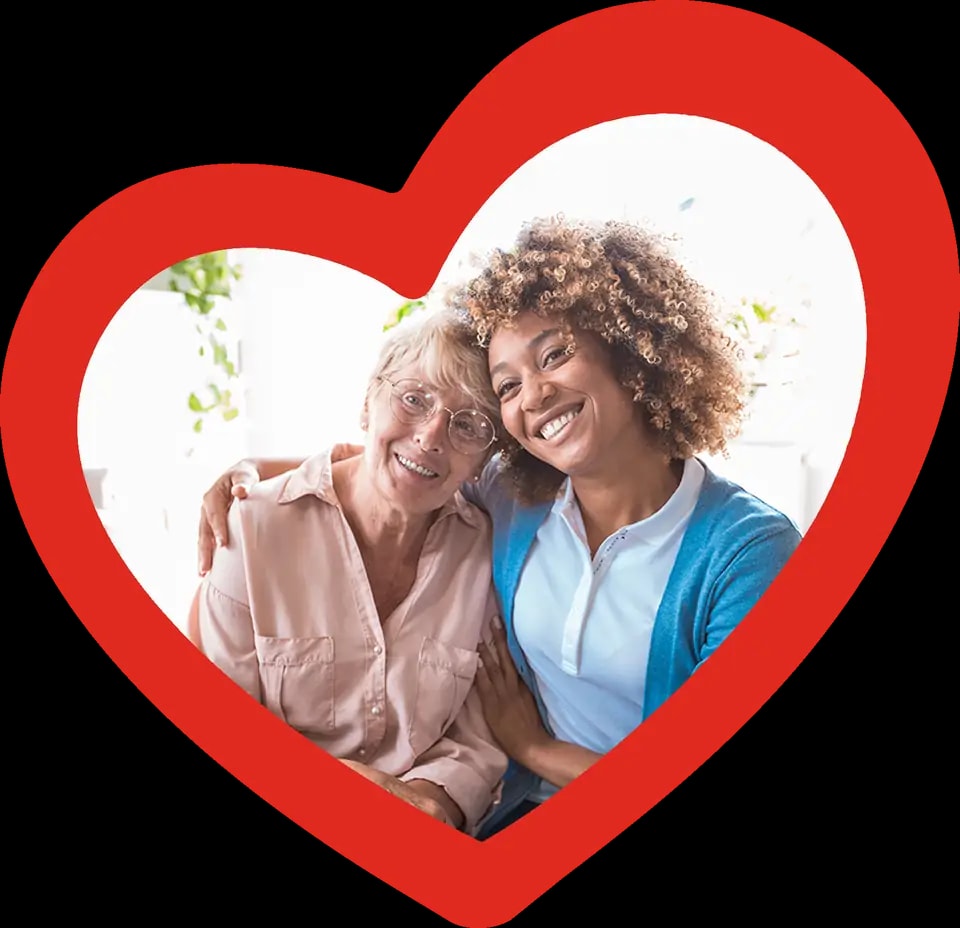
left=413, top=407, right=450, bottom=453
left=520, top=373, right=556, bottom=412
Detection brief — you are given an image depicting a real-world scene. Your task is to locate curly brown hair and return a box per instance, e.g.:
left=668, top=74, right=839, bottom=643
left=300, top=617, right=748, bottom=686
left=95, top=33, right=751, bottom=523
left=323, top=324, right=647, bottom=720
left=449, top=216, right=746, bottom=502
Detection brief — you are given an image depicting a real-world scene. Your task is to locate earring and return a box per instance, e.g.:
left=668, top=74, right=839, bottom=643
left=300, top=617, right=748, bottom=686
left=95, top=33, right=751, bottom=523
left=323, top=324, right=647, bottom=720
left=360, top=418, right=368, bottom=431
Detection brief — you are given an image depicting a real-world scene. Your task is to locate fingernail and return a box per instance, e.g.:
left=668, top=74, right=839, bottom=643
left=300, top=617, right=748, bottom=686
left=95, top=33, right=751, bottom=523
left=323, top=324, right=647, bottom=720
left=493, top=615, right=503, bottom=630
left=215, top=535, right=224, bottom=547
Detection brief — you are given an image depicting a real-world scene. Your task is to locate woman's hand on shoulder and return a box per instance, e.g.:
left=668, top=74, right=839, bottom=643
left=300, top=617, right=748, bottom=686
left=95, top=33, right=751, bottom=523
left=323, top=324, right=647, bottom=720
left=198, top=456, right=311, bottom=574
left=198, top=459, right=260, bottom=575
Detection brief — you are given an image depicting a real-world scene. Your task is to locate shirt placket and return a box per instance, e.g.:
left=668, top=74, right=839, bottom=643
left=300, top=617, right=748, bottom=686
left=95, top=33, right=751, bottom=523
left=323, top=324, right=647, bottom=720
left=339, top=511, right=389, bottom=758
left=558, top=508, right=630, bottom=676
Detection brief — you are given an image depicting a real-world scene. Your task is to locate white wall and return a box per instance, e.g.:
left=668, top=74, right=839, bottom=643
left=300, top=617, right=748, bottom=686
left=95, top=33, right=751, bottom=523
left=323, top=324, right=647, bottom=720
left=231, top=249, right=402, bottom=457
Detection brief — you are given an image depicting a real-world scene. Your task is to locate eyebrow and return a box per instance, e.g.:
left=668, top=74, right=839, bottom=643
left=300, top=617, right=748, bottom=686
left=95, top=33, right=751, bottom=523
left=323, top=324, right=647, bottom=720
left=489, top=328, right=562, bottom=379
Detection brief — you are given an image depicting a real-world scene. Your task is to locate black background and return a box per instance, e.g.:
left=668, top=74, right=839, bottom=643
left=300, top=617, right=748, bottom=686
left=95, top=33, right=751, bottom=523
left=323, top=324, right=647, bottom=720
left=7, top=3, right=954, bottom=921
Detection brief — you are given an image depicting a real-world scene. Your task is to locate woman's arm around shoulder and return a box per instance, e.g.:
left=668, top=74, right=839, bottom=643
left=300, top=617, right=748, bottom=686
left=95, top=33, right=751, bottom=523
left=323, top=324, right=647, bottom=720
left=194, top=501, right=262, bottom=702
left=198, top=456, right=305, bottom=574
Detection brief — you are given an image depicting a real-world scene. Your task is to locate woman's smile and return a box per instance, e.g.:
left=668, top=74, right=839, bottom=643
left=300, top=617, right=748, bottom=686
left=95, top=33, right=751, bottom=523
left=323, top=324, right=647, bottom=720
left=531, top=403, right=584, bottom=442
left=488, top=313, right=645, bottom=479
left=393, top=451, right=440, bottom=479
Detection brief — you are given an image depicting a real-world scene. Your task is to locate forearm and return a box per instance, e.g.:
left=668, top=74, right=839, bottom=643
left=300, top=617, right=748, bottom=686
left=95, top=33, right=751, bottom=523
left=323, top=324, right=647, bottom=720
left=404, top=779, right=465, bottom=830
left=515, top=734, right=603, bottom=789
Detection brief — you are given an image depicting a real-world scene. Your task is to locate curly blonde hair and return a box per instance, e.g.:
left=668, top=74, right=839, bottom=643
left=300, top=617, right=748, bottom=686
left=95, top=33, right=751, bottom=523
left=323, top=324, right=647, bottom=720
left=450, top=216, right=746, bottom=502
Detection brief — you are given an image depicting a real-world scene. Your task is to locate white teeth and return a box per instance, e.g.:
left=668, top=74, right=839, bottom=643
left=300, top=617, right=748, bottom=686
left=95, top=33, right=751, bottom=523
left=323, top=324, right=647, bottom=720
left=396, top=454, right=439, bottom=478
left=539, top=409, right=580, bottom=440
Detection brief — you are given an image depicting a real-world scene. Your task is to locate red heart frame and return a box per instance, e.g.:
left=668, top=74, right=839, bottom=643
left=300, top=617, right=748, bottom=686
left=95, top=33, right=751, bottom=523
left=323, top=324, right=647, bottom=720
left=3, top=2, right=956, bottom=925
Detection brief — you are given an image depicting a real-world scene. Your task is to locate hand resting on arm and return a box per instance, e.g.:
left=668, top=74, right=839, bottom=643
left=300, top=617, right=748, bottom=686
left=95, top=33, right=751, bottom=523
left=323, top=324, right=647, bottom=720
left=475, top=617, right=602, bottom=790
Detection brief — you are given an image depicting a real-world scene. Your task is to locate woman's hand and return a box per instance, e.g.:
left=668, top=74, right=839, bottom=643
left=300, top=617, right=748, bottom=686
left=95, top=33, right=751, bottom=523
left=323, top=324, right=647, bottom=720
left=198, top=457, right=311, bottom=574
left=475, top=618, right=552, bottom=767
left=476, top=617, right=603, bottom=788
left=198, top=460, right=260, bottom=575
left=339, top=759, right=458, bottom=827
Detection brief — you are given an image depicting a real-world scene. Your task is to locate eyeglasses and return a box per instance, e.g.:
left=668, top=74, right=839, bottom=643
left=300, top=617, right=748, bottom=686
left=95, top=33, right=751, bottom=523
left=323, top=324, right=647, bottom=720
left=379, top=378, right=496, bottom=455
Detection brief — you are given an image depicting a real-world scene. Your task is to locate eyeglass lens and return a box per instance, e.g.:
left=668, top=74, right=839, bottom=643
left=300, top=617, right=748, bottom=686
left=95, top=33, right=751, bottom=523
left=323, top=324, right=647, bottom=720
left=390, top=381, right=494, bottom=451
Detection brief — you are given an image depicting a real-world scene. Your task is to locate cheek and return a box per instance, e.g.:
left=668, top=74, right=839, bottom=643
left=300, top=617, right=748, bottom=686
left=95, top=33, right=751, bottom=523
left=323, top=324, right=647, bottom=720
left=500, top=402, right=525, bottom=440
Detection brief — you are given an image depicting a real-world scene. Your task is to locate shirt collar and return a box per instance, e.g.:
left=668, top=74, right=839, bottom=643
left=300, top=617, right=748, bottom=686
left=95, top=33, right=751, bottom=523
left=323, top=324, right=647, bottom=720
left=551, top=457, right=705, bottom=543
left=277, top=443, right=485, bottom=529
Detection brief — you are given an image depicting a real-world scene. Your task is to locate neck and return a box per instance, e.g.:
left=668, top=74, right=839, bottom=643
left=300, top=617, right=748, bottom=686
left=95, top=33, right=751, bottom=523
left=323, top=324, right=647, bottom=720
left=571, top=452, right=684, bottom=551
left=332, top=457, right=435, bottom=557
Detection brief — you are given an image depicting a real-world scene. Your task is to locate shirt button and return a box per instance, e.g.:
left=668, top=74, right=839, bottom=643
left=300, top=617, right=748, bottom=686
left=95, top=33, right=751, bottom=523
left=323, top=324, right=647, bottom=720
left=371, top=705, right=382, bottom=716
left=373, top=645, right=383, bottom=655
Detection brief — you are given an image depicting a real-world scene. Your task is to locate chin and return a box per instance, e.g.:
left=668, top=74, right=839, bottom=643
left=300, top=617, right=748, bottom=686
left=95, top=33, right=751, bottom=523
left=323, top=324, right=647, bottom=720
left=523, top=441, right=583, bottom=476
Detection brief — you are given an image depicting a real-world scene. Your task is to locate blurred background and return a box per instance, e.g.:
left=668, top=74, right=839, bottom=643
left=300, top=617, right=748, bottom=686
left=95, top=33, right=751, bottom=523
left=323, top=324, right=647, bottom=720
left=77, top=114, right=865, bottom=632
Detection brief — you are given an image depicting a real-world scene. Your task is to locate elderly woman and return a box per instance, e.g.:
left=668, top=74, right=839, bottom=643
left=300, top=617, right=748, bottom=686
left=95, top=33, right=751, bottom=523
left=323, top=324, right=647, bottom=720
left=191, top=309, right=507, bottom=833
left=197, top=217, right=802, bottom=837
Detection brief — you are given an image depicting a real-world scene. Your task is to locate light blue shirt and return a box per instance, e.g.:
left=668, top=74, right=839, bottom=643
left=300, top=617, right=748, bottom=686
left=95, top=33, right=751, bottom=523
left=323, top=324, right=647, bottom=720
left=515, top=458, right=704, bottom=756
left=464, top=456, right=802, bottom=830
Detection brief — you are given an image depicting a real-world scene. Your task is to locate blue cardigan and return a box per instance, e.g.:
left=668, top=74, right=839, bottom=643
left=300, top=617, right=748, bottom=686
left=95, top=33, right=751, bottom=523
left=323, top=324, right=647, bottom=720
left=465, top=459, right=802, bottom=826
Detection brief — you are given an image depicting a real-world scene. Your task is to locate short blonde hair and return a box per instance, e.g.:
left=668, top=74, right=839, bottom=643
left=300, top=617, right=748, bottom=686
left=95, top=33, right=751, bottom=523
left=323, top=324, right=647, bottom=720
left=369, top=308, right=501, bottom=439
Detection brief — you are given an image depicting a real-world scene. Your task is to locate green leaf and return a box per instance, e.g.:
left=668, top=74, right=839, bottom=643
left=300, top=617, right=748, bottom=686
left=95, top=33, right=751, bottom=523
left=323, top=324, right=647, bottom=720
left=188, top=392, right=204, bottom=412
left=223, top=407, right=240, bottom=421
left=193, top=418, right=203, bottom=433
left=214, top=318, right=227, bottom=331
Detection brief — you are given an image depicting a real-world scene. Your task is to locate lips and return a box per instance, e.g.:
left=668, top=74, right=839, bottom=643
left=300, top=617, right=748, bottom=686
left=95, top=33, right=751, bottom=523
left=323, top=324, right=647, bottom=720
left=533, top=403, right=584, bottom=441
left=395, top=453, right=440, bottom=478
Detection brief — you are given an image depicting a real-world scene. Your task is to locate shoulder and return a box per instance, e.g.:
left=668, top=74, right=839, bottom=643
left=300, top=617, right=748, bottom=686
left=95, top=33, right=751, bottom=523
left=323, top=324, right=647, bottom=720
left=460, top=456, right=507, bottom=512
left=696, top=464, right=800, bottom=536
left=445, top=488, right=493, bottom=541
left=680, top=463, right=802, bottom=574
left=228, top=450, right=339, bottom=537
left=468, top=456, right=553, bottom=543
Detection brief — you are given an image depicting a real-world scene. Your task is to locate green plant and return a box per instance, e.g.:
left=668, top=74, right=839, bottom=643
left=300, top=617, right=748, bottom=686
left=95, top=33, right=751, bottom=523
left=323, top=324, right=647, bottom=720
left=383, top=298, right=427, bottom=332
left=725, top=299, right=801, bottom=398
left=168, top=251, right=243, bottom=433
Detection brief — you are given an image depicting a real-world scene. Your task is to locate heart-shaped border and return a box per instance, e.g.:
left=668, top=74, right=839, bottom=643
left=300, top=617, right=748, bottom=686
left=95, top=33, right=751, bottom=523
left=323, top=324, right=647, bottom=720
left=3, top=2, right=957, bottom=924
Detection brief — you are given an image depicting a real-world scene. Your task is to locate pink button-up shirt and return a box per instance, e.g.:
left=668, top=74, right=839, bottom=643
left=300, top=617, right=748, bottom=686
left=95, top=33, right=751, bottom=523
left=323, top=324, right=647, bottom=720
left=196, top=445, right=506, bottom=830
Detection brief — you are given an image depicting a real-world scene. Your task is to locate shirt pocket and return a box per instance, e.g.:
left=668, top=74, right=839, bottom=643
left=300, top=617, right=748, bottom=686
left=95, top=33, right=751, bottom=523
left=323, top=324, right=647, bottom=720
left=409, top=636, right=479, bottom=758
left=254, top=635, right=335, bottom=735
